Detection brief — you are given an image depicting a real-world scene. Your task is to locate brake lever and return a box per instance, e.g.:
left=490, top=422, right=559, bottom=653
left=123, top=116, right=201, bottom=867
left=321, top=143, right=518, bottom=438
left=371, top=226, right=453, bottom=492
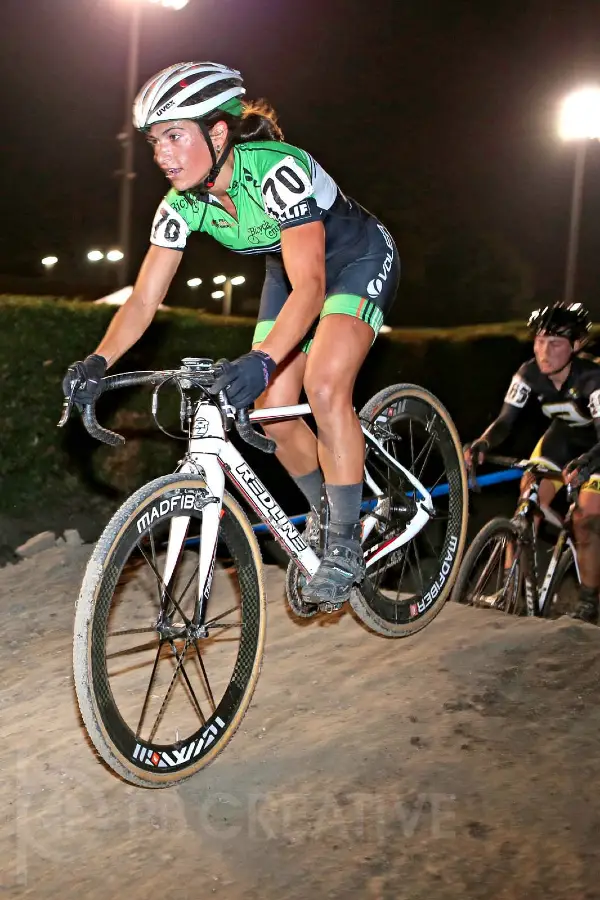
left=57, top=381, right=79, bottom=428
left=219, top=390, right=237, bottom=430
left=467, top=458, right=481, bottom=493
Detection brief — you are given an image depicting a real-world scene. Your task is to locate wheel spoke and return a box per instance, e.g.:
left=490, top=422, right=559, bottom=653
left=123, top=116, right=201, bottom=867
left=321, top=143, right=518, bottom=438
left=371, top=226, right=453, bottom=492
left=404, top=542, right=420, bottom=597
left=138, top=542, right=193, bottom=627
left=410, top=433, right=434, bottom=474
left=135, top=642, right=164, bottom=739
left=412, top=540, right=425, bottom=592
left=106, top=638, right=159, bottom=660
left=426, top=469, right=446, bottom=493
left=395, top=544, right=411, bottom=594
left=108, top=626, right=158, bottom=638
left=416, top=435, right=436, bottom=485
left=148, top=529, right=161, bottom=612
left=147, top=639, right=206, bottom=742
left=192, top=642, right=217, bottom=714
left=167, top=639, right=208, bottom=725
left=203, top=604, right=240, bottom=628
left=468, top=540, right=505, bottom=603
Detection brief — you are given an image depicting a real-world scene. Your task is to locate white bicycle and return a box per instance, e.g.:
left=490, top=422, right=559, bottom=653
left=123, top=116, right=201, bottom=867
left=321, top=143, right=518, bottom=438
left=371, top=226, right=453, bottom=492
left=59, top=357, right=468, bottom=787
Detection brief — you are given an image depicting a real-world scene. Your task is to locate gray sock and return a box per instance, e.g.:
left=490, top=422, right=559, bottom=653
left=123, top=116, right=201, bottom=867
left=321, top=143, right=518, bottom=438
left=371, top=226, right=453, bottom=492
left=326, top=482, right=363, bottom=539
left=292, top=468, right=324, bottom=513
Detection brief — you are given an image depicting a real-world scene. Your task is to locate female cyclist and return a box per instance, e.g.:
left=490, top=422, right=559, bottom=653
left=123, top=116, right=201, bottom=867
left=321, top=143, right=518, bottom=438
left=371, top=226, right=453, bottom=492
left=62, top=61, right=400, bottom=606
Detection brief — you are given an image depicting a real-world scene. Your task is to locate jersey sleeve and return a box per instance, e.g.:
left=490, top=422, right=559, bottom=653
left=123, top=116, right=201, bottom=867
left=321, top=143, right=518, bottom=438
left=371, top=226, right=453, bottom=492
left=258, top=149, right=322, bottom=231
left=583, top=371, right=600, bottom=421
left=503, top=361, right=534, bottom=409
left=149, top=194, right=191, bottom=250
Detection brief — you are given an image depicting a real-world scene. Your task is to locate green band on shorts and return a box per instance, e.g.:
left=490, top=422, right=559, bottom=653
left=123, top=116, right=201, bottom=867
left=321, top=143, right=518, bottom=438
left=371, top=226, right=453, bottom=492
left=252, top=319, right=275, bottom=346
left=253, top=318, right=313, bottom=352
left=321, top=294, right=385, bottom=335
left=253, top=294, right=385, bottom=353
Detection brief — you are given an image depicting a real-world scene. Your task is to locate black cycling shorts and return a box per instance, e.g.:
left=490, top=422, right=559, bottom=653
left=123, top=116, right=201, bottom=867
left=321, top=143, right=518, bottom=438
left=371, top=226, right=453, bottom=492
left=252, top=217, right=400, bottom=349
left=530, top=421, right=600, bottom=489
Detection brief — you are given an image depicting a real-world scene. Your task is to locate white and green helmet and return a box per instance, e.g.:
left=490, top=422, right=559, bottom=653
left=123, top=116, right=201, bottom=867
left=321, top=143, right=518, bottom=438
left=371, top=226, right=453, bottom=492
left=133, top=61, right=245, bottom=130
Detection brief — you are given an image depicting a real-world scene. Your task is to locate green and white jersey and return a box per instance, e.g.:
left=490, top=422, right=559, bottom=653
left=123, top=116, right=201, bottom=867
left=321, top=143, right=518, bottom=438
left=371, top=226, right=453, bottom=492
left=149, top=140, right=371, bottom=261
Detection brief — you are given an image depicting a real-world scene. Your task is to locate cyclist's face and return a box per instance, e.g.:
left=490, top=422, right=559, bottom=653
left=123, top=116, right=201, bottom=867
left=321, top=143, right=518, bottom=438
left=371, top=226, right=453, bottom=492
left=147, top=120, right=215, bottom=191
left=534, top=334, right=573, bottom=374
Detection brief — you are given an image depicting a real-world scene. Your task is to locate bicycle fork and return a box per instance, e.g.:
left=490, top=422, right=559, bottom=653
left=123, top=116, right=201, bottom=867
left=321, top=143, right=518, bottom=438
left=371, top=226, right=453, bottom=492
left=536, top=530, right=570, bottom=616
left=158, top=454, right=225, bottom=631
left=512, top=516, right=538, bottom=617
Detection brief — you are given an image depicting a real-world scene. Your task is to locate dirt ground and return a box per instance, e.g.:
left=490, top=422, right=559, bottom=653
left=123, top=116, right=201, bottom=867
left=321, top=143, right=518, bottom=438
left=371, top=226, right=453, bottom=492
left=2, top=539, right=600, bottom=900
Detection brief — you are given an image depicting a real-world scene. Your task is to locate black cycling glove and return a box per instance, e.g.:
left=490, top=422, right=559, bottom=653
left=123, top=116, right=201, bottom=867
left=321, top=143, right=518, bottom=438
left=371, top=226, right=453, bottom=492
left=210, top=350, right=277, bottom=409
left=565, top=453, right=593, bottom=486
left=467, top=438, right=490, bottom=465
left=62, top=354, right=107, bottom=405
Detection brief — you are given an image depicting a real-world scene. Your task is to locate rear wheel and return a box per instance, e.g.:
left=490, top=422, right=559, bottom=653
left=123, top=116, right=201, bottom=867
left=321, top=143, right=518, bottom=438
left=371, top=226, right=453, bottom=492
left=350, top=384, right=468, bottom=636
left=542, top=545, right=580, bottom=618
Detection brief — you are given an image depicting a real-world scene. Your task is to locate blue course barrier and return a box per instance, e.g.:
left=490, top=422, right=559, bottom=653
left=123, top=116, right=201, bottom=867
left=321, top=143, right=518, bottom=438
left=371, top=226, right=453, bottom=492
left=251, top=468, right=521, bottom=535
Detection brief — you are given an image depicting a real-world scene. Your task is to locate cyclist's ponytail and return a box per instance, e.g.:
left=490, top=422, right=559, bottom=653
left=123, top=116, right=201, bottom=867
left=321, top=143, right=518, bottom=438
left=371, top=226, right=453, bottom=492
left=238, top=99, right=284, bottom=142
left=201, top=99, right=284, bottom=144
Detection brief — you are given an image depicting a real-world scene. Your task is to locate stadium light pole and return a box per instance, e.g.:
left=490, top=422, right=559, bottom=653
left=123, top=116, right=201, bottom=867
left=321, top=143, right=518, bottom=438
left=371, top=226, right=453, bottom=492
left=117, top=0, right=190, bottom=288
left=213, top=275, right=245, bottom=315
left=558, top=87, right=600, bottom=304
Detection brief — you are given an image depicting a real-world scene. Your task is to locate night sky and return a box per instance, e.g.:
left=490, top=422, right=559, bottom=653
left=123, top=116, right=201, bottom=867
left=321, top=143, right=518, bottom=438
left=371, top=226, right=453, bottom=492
left=2, top=0, right=599, bottom=319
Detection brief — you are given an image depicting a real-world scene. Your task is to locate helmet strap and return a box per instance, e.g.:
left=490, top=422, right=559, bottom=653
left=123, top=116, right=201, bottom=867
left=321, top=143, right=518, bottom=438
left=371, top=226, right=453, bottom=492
left=194, top=119, right=233, bottom=191
left=546, top=359, right=572, bottom=378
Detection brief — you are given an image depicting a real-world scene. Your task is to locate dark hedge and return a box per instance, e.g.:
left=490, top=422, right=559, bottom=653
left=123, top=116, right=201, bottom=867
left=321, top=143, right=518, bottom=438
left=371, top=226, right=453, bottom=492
left=0, top=295, right=546, bottom=518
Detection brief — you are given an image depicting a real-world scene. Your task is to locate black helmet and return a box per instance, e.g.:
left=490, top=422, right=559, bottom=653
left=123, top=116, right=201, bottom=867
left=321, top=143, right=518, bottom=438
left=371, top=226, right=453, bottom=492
left=527, top=302, right=592, bottom=343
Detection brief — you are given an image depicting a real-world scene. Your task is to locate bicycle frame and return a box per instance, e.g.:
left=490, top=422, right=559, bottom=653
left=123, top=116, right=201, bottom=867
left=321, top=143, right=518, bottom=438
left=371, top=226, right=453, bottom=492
left=507, top=477, right=580, bottom=617
left=159, top=397, right=435, bottom=617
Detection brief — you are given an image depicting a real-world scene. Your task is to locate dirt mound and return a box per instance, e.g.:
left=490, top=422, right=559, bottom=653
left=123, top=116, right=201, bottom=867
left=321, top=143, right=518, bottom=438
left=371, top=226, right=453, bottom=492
left=1, top=543, right=600, bottom=899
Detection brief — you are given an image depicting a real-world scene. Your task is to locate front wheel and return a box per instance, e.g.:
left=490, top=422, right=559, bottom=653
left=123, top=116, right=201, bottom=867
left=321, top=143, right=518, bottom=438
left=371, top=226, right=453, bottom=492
left=73, top=473, right=266, bottom=788
left=451, top=517, right=526, bottom=615
left=350, top=383, right=468, bottom=637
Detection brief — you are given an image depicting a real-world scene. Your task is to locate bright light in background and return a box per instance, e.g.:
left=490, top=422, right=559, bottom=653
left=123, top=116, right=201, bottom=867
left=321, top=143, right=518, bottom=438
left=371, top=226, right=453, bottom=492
left=87, top=250, right=104, bottom=262
left=230, top=275, right=245, bottom=286
left=41, top=256, right=58, bottom=268
left=187, top=277, right=202, bottom=288
left=213, top=274, right=227, bottom=285
left=148, top=0, right=189, bottom=7
left=558, top=87, right=600, bottom=140
left=212, top=290, right=225, bottom=299
left=106, top=249, right=124, bottom=262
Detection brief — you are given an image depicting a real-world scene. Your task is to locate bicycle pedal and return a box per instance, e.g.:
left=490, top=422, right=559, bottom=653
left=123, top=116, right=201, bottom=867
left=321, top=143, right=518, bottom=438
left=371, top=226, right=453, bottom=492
left=319, top=600, right=345, bottom=614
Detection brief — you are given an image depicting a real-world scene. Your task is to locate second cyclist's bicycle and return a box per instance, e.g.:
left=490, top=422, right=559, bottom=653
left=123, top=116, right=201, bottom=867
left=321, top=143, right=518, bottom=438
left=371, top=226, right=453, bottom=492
left=60, top=358, right=468, bottom=787
left=452, top=455, right=581, bottom=617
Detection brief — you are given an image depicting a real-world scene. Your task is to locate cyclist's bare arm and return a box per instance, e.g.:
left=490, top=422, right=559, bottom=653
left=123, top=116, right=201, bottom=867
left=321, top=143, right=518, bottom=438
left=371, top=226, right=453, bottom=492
left=95, top=245, right=182, bottom=367
left=258, top=221, right=326, bottom=363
